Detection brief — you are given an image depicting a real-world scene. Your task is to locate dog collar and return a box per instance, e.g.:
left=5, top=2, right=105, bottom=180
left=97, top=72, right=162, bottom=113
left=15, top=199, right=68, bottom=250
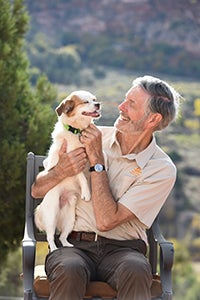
left=63, top=123, right=81, bottom=135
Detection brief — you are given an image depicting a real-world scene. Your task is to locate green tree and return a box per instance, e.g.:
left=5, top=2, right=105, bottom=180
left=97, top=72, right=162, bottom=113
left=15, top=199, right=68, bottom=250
left=0, top=0, right=57, bottom=266
left=0, top=248, right=23, bottom=296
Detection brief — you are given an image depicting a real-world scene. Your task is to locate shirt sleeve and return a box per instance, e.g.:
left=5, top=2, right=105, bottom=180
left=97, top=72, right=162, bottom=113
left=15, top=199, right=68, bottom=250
left=118, top=159, right=177, bottom=228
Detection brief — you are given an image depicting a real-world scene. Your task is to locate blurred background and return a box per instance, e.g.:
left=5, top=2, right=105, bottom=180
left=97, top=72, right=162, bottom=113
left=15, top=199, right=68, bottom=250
left=0, top=0, right=200, bottom=299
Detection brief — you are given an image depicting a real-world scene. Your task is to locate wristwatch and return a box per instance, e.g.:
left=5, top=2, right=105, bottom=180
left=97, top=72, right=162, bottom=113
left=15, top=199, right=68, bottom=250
left=89, top=163, right=105, bottom=173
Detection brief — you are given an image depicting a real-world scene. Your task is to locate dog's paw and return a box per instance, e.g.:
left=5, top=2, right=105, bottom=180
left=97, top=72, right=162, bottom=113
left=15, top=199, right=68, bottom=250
left=81, top=195, right=91, bottom=202
left=49, top=244, right=58, bottom=252
left=61, top=240, right=74, bottom=247
left=59, top=235, right=74, bottom=247
left=81, top=191, right=91, bottom=202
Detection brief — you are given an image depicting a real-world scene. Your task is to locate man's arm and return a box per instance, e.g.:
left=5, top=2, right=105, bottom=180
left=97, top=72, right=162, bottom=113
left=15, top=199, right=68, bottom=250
left=80, top=124, right=136, bottom=231
left=90, top=171, right=136, bottom=231
left=31, top=140, right=88, bottom=198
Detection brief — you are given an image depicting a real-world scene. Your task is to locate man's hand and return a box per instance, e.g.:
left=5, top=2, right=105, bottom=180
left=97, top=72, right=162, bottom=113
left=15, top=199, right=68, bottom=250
left=80, top=124, right=104, bottom=165
left=31, top=140, right=88, bottom=198
left=54, top=140, right=88, bottom=179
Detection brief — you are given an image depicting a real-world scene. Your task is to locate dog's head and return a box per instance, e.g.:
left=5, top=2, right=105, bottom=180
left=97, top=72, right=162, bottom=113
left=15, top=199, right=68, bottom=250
left=56, top=90, right=101, bottom=129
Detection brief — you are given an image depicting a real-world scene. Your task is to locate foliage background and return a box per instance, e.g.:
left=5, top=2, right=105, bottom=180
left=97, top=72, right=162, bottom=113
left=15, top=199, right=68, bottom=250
left=0, top=0, right=200, bottom=298
left=0, top=0, right=57, bottom=265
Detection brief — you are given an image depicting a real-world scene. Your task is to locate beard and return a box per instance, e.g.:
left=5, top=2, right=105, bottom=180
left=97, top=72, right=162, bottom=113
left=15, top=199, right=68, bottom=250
left=114, top=113, right=149, bottom=134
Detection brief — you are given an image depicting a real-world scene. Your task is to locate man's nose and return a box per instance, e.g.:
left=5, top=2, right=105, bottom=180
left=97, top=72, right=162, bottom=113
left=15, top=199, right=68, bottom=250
left=118, top=100, right=127, bottom=111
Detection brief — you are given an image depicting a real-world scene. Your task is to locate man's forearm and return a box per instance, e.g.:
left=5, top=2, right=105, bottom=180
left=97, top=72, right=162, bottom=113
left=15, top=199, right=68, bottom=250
left=90, top=171, right=136, bottom=232
left=90, top=171, right=117, bottom=231
left=31, top=167, right=64, bottom=198
left=31, top=145, right=88, bottom=199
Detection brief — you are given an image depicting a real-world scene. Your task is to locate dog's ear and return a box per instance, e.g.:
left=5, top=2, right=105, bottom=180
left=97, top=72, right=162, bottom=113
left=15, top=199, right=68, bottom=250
left=56, top=102, right=65, bottom=116
left=56, top=99, right=75, bottom=116
left=56, top=101, right=65, bottom=116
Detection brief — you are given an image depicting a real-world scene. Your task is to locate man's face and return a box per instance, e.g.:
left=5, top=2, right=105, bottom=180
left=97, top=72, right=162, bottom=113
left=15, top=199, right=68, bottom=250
left=114, top=86, right=151, bottom=134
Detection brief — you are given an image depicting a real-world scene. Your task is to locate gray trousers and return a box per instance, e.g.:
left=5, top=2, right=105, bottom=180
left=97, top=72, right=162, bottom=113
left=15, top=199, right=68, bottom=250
left=45, top=237, right=152, bottom=300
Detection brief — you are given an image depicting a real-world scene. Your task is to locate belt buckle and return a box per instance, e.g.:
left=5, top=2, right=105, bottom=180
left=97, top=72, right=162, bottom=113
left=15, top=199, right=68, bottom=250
left=95, top=232, right=98, bottom=242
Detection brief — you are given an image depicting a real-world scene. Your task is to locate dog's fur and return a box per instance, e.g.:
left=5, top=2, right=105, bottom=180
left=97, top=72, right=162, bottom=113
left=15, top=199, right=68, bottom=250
left=34, top=90, right=101, bottom=251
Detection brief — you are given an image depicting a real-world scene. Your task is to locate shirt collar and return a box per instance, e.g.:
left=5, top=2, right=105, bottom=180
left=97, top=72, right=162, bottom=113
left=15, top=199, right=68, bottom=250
left=109, top=129, right=157, bottom=169
left=131, top=136, right=157, bottom=169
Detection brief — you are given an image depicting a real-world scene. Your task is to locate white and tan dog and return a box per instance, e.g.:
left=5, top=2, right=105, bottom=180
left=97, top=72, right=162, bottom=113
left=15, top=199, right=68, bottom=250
left=35, top=90, right=101, bottom=251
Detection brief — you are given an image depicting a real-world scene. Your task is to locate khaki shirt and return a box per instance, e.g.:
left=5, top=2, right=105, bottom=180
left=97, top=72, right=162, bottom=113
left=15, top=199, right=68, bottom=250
left=73, top=126, right=176, bottom=244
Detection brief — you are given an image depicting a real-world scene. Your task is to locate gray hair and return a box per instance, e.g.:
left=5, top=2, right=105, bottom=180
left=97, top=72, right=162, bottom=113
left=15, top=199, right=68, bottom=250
left=132, top=75, right=181, bottom=130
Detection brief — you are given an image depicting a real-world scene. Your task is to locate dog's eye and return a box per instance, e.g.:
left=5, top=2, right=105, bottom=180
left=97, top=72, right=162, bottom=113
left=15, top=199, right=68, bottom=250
left=84, top=101, right=89, bottom=104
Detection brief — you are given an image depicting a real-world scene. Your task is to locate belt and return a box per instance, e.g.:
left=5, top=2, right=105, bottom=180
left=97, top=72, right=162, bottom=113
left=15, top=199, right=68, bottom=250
left=68, top=231, right=147, bottom=255
left=69, top=231, right=99, bottom=242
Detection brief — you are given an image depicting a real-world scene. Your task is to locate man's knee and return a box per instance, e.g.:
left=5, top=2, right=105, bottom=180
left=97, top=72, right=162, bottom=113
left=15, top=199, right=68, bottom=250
left=57, top=260, right=87, bottom=279
left=116, top=252, right=152, bottom=300
left=117, top=252, right=152, bottom=282
left=46, top=250, right=91, bottom=300
left=45, top=248, right=90, bottom=284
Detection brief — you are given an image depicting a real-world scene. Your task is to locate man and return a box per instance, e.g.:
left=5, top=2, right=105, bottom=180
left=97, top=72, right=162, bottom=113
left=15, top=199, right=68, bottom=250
left=32, top=75, right=181, bottom=300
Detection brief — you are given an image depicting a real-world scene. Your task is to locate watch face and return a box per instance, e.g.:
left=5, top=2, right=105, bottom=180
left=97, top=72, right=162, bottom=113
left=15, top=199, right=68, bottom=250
left=94, top=164, right=103, bottom=172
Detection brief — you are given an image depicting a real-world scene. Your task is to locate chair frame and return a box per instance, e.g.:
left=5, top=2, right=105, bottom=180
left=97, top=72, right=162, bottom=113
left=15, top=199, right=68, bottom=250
left=22, top=152, right=174, bottom=300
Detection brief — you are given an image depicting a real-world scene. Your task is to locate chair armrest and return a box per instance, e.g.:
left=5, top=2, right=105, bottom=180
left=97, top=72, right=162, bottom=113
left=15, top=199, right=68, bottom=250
left=152, top=217, right=174, bottom=300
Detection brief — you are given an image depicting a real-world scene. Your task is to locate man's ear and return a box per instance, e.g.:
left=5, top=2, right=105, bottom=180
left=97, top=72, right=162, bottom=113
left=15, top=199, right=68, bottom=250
left=147, top=113, right=162, bottom=128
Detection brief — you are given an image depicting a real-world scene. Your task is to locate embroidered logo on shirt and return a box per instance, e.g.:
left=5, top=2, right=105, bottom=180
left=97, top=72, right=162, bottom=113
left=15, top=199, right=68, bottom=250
left=129, top=167, right=142, bottom=177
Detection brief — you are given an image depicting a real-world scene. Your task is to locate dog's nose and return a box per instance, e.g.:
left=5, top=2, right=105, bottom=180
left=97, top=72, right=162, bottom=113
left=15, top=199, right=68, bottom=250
left=95, top=103, right=100, bottom=110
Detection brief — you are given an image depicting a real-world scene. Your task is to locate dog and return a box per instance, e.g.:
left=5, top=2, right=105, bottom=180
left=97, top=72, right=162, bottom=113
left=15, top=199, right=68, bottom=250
left=34, top=90, right=101, bottom=252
